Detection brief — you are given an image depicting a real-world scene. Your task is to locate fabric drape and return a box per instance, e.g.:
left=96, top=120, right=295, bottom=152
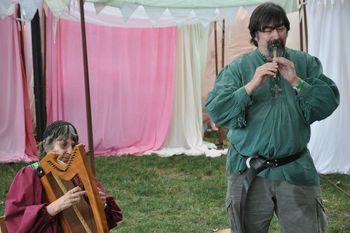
left=307, top=0, right=350, bottom=174
left=0, top=15, right=37, bottom=162
left=150, top=24, right=223, bottom=157
left=45, top=10, right=177, bottom=156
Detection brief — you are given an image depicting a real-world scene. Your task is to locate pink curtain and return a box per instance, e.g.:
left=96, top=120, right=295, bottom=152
left=46, top=11, right=177, bottom=156
left=0, top=15, right=37, bottom=163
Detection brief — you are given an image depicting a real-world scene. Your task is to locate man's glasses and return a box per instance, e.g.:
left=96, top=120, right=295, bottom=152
left=260, top=25, right=286, bottom=34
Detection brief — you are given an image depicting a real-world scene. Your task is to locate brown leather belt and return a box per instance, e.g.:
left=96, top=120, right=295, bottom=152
left=234, top=146, right=307, bottom=233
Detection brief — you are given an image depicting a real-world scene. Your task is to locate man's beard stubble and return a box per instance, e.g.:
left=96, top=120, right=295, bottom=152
left=266, top=39, right=286, bottom=61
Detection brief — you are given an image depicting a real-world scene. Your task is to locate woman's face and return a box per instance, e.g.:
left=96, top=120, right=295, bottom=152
left=51, top=138, right=76, bottom=164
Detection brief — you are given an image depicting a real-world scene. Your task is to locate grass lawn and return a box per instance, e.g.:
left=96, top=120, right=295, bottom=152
left=1, top=154, right=350, bottom=232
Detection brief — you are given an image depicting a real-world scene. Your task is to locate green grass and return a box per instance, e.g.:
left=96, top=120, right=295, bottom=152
left=95, top=155, right=227, bottom=233
left=1, top=154, right=350, bottom=233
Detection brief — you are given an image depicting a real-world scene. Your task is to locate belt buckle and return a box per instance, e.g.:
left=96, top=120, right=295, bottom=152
left=246, top=156, right=258, bottom=169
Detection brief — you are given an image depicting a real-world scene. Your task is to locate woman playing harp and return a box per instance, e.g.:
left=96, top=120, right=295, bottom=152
left=4, top=121, right=123, bottom=233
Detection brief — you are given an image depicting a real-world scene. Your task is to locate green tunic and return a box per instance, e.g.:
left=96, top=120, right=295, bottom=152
left=205, top=48, right=339, bottom=186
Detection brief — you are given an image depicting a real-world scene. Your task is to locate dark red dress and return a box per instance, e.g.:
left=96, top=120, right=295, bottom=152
left=5, top=167, right=123, bottom=233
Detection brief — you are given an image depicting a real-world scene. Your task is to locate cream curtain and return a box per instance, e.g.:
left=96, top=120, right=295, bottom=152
left=307, top=0, right=350, bottom=174
left=150, top=24, right=224, bottom=157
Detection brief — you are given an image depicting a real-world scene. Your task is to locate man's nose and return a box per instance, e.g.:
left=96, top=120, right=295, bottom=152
left=270, top=29, right=280, bottom=39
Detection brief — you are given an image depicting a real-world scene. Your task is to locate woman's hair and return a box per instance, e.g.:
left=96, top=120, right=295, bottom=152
left=248, top=2, right=290, bottom=47
left=38, top=121, right=79, bottom=158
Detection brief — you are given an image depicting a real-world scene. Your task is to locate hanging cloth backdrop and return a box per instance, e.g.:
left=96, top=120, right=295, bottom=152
left=148, top=24, right=222, bottom=157
left=45, top=9, right=177, bottom=155
left=307, top=0, right=350, bottom=174
left=0, top=15, right=37, bottom=162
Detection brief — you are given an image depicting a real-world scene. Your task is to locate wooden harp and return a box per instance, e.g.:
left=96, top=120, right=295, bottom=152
left=39, top=144, right=109, bottom=233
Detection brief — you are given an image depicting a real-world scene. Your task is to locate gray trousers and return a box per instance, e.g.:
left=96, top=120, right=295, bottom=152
left=226, top=174, right=328, bottom=233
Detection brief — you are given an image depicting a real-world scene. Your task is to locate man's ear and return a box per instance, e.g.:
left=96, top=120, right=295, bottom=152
left=255, top=33, right=259, bottom=42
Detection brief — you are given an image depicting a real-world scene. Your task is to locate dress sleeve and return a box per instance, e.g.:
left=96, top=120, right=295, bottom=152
left=4, top=167, right=58, bottom=233
left=205, top=64, right=252, bottom=129
left=94, top=179, right=123, bottom=229
left=295, top=56, right=340, bottom=125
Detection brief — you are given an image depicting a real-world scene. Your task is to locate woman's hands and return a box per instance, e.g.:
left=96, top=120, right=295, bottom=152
left=46, top=186, right=109, bottom=216
left=97, top=187, right=107, bottom=207
left=46, top=186, right=86, bottom=216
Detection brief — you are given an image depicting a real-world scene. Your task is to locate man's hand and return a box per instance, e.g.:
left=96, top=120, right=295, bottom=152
left=245, top=61, right=278, bottom=95
left=273, top=57, right=299, bottom=86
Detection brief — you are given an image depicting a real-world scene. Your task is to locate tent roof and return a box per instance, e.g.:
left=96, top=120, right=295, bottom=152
left=86, top=0, right=295, bottom=8
left=1, top=0, right=298, bottom=27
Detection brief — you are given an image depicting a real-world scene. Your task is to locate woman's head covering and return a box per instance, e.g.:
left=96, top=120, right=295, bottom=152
left=43, top=120, right=78, bottom=140
left=39, top=120, right=79, bottom=158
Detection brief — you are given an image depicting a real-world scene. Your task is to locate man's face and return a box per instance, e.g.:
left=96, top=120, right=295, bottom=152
left=51, top=138, right=76, bottom=164
left=256, top=24, right=288, bottom=60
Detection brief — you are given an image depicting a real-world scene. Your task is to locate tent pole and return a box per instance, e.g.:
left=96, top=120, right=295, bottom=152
left=214, top=21, right=218, bottom=76
left=302, top=1, right=308, bottom=52
left=79, top=0, right=95, bottom=175
left=299, top=0, right=308, bottom=52
left=221, top=19, right=225, bottom=68
left=217, top=19, right=225, bottom=149
left=31, top=10, right=47, bottom=142
left=212, top=21, right=225, bottom=149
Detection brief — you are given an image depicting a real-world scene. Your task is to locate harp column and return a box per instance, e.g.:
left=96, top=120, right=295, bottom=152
left=79, top=0, right=95, bottom=174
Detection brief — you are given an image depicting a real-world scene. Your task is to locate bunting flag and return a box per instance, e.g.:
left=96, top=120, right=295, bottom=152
left=19, top=0, right=42, bottom=20
left=1, top=0, right=298, bottom=24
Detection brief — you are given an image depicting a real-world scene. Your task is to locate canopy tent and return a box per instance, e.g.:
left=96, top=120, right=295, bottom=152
left=0, top=0, right=349, bottom=174
left=1, top=0, right=298, bottom=24
left=0, top=0, right=297, bottom=161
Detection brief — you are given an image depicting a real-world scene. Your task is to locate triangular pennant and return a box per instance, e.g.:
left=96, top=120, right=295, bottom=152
left=218, top=7, right=240, bottom=26
left=143, top=6, right=166, bottom=24
left=0, top=0, right=13, bottom=18
left=119, top=3, right=139, bottom=23
left=19, top=0, right=42, bottom=21
left=45, top=0, right=69, bottom=19
left=93, top=3, right=107, bottom=14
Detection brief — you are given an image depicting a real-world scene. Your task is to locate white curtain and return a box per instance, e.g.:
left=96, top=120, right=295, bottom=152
left=149, top=24, right=223, bottom=157
left=307, top=0, right=350, bottom=174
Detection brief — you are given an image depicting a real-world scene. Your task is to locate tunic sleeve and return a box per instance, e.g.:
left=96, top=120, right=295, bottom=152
left=94, top=179, right=123, bottom=229
left=205, top=64, right=252, bottom=129
left=295, top=56, right=340, bottom=125
left=4, top=167, right=58, bottom=233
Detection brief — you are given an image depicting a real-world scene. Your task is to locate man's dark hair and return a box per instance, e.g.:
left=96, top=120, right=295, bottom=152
left=248, top=2, right=290, bottom=47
